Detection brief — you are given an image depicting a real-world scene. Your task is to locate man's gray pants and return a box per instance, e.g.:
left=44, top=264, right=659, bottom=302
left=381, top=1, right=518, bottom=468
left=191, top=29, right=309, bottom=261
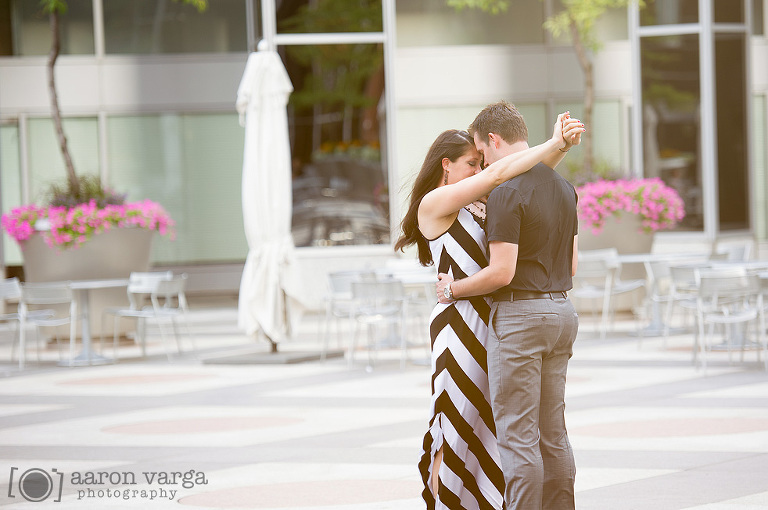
left=488, top=296, right=579, bottom=510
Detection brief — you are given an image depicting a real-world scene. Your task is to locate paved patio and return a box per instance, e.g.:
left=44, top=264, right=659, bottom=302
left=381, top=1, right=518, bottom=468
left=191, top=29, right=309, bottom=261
left=0, top=295, right=767, bottom=509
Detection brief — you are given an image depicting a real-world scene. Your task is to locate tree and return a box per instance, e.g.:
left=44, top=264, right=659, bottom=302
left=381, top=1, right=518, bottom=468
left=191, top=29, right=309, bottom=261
left=447, top=0, right=639, bottom=174
left=39, top=0, right=208, bottom=204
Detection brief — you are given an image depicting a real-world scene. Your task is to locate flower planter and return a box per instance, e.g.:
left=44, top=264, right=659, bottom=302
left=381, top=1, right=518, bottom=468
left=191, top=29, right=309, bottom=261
left=22, top=228, right=154, bottom=282
left=578, top=213, right=654, bottom=257
left=574, top=178, right=685, bottom=313
left=22, top=228, right=155, bottom=340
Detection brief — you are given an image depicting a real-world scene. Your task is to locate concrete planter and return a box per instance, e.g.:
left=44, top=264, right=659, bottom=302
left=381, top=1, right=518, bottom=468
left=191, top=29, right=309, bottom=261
left=578, top=213, right=654, bottom=258
left=577, top=214, right=653, bottom=313
left=22, top=228, right=154, bottom=282
left=21, top=228, right=155, bottom=339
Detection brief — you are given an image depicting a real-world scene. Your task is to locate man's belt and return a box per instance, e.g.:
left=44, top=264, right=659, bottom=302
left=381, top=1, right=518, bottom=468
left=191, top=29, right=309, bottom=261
left=491, top=290, right=568, bottom=302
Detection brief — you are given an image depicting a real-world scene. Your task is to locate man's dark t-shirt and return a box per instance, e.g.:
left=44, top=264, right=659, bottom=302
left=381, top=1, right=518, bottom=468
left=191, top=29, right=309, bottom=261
left=486, top=162, right=578, bottom=294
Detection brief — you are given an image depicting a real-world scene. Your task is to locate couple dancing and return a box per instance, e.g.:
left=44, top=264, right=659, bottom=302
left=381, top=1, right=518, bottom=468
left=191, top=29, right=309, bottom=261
left=396, top=101, right=585, bottom=510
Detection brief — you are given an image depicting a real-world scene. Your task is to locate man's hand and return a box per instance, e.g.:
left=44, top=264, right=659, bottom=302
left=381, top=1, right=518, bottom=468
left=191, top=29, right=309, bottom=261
left=436, top=273, right=455, bottom=304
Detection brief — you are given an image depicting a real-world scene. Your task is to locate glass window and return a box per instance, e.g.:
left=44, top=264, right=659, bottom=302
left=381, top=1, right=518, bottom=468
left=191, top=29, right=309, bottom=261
left=754, top=0, right=765, bottom=35
left=1, top=122, right=23, bottom=266
left=280, top=43, right=390, bottom=247
left=278, top=0, right=382, bottom=34
left=27, top=117, right=100, bottom=204
left=640, top=0, right=698, bottom=26
left=640, top=34, right=702, bottom=231
left=107, top=113, right=248, bottom=265
left=715, top=33, right=749, bottom=231
left=396, top=0, right=544, bottom=46
left=103, top=0, right=247, bottom=54
left=0, top=1, right=12, bottom=56
left=550, top=0, right=628, bottom=43
left=6, top=0, right=94, bottom=56
left=752, top=95, right=767, bottom=239
left=714, top=0, right=744, bottom=23
left=555, top=100, right=625, bottom=183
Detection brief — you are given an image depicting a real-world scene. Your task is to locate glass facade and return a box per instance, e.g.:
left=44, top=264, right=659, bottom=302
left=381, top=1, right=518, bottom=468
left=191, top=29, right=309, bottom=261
left=103, top=0, right=247, bottom=54
left=753, top=95, right=767, bottom=239
left=714, top=0, right=744, bottom=23
left=637, top=0, right=755, bottom=236
left=395, top=0, right=545, bottom=46
left=754, top=0, right=765, bottom=35
left=640, top=35, right=702, bottom=230
left=640, top=0, right=698, bottom=26
left=3, top=0, right=95, bottom=56
left=715, top=33, right=749, bottom=231
left=27, top=117, right=100, bottom=203
left=277, top=0, right=383, bottom=34
left=280, top=42, right=389, bottom=247
left=1, top=123, right=22, bottom=265
left=107, top=114, right=247, bottom=264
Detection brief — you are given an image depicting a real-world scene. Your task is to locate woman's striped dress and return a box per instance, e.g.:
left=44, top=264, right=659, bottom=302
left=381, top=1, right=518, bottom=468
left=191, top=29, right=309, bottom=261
left=418, top=207, right=504, bottom=510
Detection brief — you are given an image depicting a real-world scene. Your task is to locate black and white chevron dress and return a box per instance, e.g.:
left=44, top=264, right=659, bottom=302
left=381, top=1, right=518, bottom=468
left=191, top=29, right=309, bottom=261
left=418, top=207, right=504, bottom=510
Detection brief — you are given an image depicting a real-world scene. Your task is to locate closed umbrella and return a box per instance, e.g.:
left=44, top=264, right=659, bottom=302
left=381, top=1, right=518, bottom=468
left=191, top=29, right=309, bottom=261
left=236, top=49, right=301, bottom=351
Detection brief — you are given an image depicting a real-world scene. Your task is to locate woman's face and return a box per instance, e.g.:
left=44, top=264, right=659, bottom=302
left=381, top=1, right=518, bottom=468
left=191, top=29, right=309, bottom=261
left=443, top=147, right=482, bottom=185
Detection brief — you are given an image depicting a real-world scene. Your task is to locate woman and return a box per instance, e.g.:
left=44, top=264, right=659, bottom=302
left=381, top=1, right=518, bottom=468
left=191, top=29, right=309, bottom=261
left=395, top=113, right=583, bottom=509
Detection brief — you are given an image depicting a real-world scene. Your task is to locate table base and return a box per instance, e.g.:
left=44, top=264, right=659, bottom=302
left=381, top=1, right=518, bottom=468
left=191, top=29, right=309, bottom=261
left=58, top=352, right=114, bottom=367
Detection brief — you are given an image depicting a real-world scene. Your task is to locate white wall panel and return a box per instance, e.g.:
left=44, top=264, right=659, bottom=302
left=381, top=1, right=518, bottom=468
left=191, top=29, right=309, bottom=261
left=0, top=55, right=248, bottom=115
left=752, top=39, right=768, bottom=88
left=101, top=56, right=247, bottom=111
left=0, top=61, right=50, bottom=113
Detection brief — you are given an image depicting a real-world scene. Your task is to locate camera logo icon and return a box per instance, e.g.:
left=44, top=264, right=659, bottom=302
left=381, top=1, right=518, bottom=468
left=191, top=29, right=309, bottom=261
left=7, top=467, right=63, bottom=503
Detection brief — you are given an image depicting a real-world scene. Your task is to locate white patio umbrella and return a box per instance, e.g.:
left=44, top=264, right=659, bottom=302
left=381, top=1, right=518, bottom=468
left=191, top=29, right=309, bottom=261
left=236, top=49, right=301, bottom=350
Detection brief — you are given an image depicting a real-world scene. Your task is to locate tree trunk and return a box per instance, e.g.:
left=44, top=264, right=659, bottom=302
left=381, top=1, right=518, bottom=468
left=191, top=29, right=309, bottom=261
left=569, top=20, right=594, bottom=174
left=47, top=11, right=79, bottom=195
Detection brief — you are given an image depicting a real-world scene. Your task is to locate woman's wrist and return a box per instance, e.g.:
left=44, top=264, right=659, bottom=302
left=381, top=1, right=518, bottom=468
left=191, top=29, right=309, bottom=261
left=548, top=138, right=563, bottom=152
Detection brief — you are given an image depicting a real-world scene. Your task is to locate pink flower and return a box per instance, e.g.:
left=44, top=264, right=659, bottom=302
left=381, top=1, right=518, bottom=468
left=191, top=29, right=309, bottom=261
left=1, top=200, right=175, bottom=250
left=576, top=178, right=685, bottom=234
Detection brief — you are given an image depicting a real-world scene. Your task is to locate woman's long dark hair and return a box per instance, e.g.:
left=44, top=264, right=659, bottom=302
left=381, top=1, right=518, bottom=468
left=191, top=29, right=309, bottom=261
left=395, top=129, right=475, bottom=266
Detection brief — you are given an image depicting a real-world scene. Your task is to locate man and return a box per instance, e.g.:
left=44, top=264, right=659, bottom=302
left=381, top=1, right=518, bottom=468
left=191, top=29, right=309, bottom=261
left=436, top=100, right=583, bottom=509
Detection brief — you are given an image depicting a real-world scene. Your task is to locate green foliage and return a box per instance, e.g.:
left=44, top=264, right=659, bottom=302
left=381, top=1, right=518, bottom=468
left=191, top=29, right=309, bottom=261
left=180, top=0, right=208, bottom=13
left=446, top=0, right=508, bottom=15
left=281, top=0, right=383, bottom=111
left=543, top=0, right=636, bottom=52
left=559, top=158, right=625, bottom=187
left=447, top=0, right=638, bottom=52
left=40, top=0, right=206, bottom=14
left=280, top=0, right=381, bottom=32
left=45, top=175, right=127, bottom=209
left=39, top=0, right=67, bottom=15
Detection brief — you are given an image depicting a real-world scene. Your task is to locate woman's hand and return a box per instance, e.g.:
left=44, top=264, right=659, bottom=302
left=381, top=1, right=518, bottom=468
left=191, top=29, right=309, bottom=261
left=551, top=112, right=568, bottom=149
left=557, top=112, right=585, bottom=152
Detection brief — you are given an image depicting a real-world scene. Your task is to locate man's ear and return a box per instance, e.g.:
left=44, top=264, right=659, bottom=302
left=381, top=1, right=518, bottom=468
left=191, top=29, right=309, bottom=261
left=488, top=132, right=501, bottom=149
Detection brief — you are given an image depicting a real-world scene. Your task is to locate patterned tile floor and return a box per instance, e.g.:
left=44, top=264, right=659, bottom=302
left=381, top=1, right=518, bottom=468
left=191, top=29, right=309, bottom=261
left=0, top=301, right=767, bottom=509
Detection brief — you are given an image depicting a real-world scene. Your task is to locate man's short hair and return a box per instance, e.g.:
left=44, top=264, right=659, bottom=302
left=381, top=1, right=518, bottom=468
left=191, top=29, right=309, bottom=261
left=468, top=100, right=528, bottom=145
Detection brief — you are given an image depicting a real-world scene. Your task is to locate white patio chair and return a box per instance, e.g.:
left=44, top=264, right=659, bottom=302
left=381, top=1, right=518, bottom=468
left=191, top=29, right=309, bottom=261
left=348, top=278, right=408, bottom=370
left=18, top=282, right=78, bottom=369
left=710, top=238, right=754, bottom=262
left=695, top=267, right=765, bottom=373
left=570, top=248, right=645, bottom=339
left=664, top=263, right=710, bottom=354
left=1, top=277, right=24, bottom=363
left=320, top=270, right=376, bottom=360
left=2, top=278, right=57, bottom=368
left=102, top=271, right=192, bottom=360
left=150, top=273, right=194, bottom=358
